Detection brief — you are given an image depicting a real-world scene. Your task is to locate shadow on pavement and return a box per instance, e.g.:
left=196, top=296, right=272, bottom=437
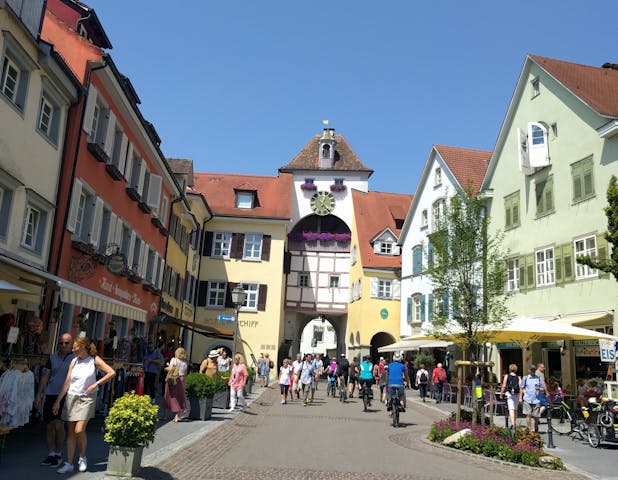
left=134, top=466, right=175, bottom=480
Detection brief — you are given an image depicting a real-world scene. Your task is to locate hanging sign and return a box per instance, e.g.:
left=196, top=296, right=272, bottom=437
left=7, top=326, right=19, bottom=344
left=599, top=339, right=616, bottom=363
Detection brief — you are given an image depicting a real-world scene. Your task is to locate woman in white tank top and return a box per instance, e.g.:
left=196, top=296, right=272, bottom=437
left=53, top=337, right=115, bottom=474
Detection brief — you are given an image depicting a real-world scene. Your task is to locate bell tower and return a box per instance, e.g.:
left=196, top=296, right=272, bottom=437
left=318, top=128, right=337, bottom=169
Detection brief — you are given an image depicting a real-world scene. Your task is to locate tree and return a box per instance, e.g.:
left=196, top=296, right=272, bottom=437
left=576, top=175, right=618, bottom=280
left=428, top=190, right=510, bottom=360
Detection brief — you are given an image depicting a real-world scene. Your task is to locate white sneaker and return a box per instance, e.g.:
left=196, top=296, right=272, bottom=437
left=227, top=407, right=235, bottom=412
left=56, top=461, right=74, bottom=474
left=78, top=457, right=87, bottom=472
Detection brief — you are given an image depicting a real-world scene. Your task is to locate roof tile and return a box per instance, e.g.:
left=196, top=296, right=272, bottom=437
left=434, top=145, right=491, bottom=196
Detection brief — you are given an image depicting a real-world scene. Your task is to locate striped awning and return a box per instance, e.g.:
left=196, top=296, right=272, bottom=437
left=58, top=280, right=147, bottom=322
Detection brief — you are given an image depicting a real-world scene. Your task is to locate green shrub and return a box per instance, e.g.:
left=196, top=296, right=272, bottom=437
left=482, top=437, right=501, bottom=457
left=413, top=352, right=434, bottom=370
left=214, top=375, right=230, bottom=392
left=104, top=392, right=158, bottom=448
left=185, top=372, right=217, bottom=398
left=247, top=366, right=256, bottom=380
left=497, top=443, right=520, bottom=463
left=520, top=449, right=541, bottom=466
left=456, top=434, right=482, bottom=454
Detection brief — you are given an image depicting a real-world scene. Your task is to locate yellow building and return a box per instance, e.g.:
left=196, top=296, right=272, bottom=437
left=347, top=190, right=411, bottom=359
left=192, top=172, right=292, bottom=367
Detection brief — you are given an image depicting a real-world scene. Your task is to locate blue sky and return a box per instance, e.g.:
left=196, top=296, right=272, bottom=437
left=87, top=0, right=617, bottom=194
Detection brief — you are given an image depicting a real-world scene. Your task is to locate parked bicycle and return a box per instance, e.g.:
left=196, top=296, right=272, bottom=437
left=587, top=398, right=618, bottom=448
left=549, top=398, right=589, bottom=438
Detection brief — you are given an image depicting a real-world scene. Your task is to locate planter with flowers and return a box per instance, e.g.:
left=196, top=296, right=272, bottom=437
left=300, top=182, right=317, bottom=191
left=287, top=232, right=351, bottom=243
left=185, top=372, right=217, bottom=420
left=104, top=391, right=159, bottom=477
left=329, top=183, right=346, bottom=192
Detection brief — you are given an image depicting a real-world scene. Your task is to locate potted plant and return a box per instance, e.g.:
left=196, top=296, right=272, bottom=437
left=104, top=391, right=158, bottom=477
left=244, top=367, right=256, bottom=395
left=212, top=372, right=231, bottom=409
left=185, top=373, right=216, bottom=420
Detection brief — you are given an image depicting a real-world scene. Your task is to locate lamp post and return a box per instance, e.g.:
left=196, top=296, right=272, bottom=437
left=231, top=285, right=247, bottom=355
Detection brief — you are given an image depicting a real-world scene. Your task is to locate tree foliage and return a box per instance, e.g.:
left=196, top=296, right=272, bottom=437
left=576, top=175, right=618, bottom=281
left=427, top=190, right=510, bottom=359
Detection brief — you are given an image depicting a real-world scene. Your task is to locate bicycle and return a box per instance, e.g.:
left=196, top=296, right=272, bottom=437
left=326, top=375, right=336, bottom=397
left=338, top=376, right=348, bottom=403
left=388, top=385, right=405, bottom=427
left=358, top=379, right=373, bottom=412
left=549, top=399, right=584, bottom=437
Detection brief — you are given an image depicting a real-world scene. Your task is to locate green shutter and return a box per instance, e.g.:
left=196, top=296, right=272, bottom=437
left=443, top=290, right=449, bottom=317
left=420, top=295, right=426, bottom=322
left=512, top=201, right=520, bottom=227
left=518, top=256, right=526, bottom=289
left=562, top=244, right=574, bottom=282
left=407, top=297, right=412, bottom=325
left=428, top=293, right=434, bottom=320
left=572, top=162, right=582, bottom=202
left=555, top=246, right=563, bottom=283
left=545, top=177, right=554, bottom=212
left=505, top=202, right=512, bottom=228
left=583, top=168, right=594, bottom=197
left=597, top=234, right=609, bottom=279
left=536, top=180, right=545, bottom=216
left=526, top=254, right=535, bottom=289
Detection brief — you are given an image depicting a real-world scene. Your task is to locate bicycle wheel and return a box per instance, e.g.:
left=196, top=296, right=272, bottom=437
left=363, top=390, right=369, bottom=411
left=392, top=404, right=399, bottom=427
left=588, top=424, right=601, bottom=448
left=550, top=406, right=573, bottom=435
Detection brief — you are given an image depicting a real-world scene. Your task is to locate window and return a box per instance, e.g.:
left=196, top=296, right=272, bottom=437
left=507, top=258, right=519, bottom=292
left=329, top=275, right=340, bottom=288
left=351, top=245, right=357, bottom=264
left=379, top=242, right=393, bottom=255
left=535, top=176, right=554, bottom=218
left=37, top=80, right=63, bottom=144
left=0, top=32, right=36, bottom=112
left=432, top=199, right=445, bottom=231
left=207, top=281, right=226, bottom=308
left=334, top=178, right=344, bottom=186
left=235, top=191, right=255, bottom=209
left=243, top=233, right=263, bottom=260
left=21, top=205, right=40, bottom=250
left=38, top=96, right=52, bottom=134
left=504, top=191, right=520, bottom=229
left=571, top=157, right=594, bottom=203
left=299, top=273, right=309, bottom=287
left=212, top=232, right=232, bottom=257
left=321, top=144, right=330, bottom=158
left=434, top=167, right=442, bottom=186
left=304, top=178, right=314, bottom=185
left=0, top=181, right=15, bottom=239
left=574, top=236, right=597, bottom=279
left=1, top=56, right=20, bottom=103
left=240, top=283, right=258, bottom=310
left=421, top=209, right=428, bottom=228
left=412, top=245, right=422, bottom=275
left=531, top=77, right=540, bottom=97
left=378, top=279, right=392, bottom=299
left=412, top=295, right=422, bottom=324
left=535, top=247, right=555, bottom=286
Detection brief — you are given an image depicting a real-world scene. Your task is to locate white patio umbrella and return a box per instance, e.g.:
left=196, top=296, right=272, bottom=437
left=405, top=316, right=617, bottom=348
left=378, top=339, right=452, bottom=353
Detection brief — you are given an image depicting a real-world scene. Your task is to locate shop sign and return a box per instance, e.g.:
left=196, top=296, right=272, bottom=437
left=496, top=342, right=519, bottom=349
left=574, top=346, right=600, bottom=357
left=572, top=339, right=599, bottom=346
left=380, top=308, right=389, bottom=319
left=106, top=253, right=126, bottom=274
left=599, top=339, right=616, bottom=363
left=541, top=341, right=562, bottom=348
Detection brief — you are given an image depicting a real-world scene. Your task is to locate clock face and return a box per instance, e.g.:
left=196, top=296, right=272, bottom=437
left=310, top=191, right=336, bottom=216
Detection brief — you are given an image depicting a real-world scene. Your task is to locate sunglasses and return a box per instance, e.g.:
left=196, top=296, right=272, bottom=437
left=59, top=341, right=71, bottom=345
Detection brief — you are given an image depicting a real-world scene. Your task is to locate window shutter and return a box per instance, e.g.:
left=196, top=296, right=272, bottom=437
left=443, top=290, right=449, bottom=317
left=114, top=218, right=124, bottom=250
left=452, top=291, right=459, bottom=319
left=555, top=245, right=564, bottom=283
left=89, top=197, right=104, bottom=247
left=413, top=246, right=422, bottom=274
left=283, top=251, right=291, bottom=274
left=597, top=234, right=609, bottom=279
left=545, top=177, right=554, bottom=212
left=512, top=203, right=519, bottom=226
left=147, top=174, right=162, bottom=210
left=518, top=256, right=526, bottom=289
left=420, top=295, right=426, bottom=322
left=160, top=196, right=169, bottom=227
left=157, top=257, right=165, bottom=288
left=393, top=245, right=401, bottom=256
left=373, top=242, right=381, bottom=254
left=103, top=110, right=116, bottom=157
left=427, top=242, right=434, bottom=269
left=428, top=293, right=434, bottom=320
left=536, top=180, right=545, bottom=216
left=406, top=297, right=412, bottom=325
left=370, top=278, right=378, bottom=298
left=562, top=244, right=573, bottom=282
left=231, top=233, right=244, bottom=259
left=140, top=242, right=149, bottom=277
left=197, top=281, right=208, bottom=306
left=505, top=201, right=512, bottom=228
left=392, top=280, right=401, bottom=300
left=107, top=212, right=117, bottom=253
left=517, top=127, right=530, bottom=172
left=258, top=284, right=267, bottom=311
left=124, top=143, right=133, bottom=183
left=261, top=235, right=271, bottom=261
left=202, top=231, right=213, bottom=256
left=527, top=122, right=550, bottom=168
left=136, top=161, right=146, bottom=196
left=116, top=132, right=128, bottom=171
left=525, top=254, right=535, bottom=288
left=572, top=168, right=583, bottom=202
left=67, top=179, right=83, bottom=233
left=82, top=84, right=97, bottom=136
left=127, top=231, right=136, bottom=269
left=225, top=282, right=235, bottom=308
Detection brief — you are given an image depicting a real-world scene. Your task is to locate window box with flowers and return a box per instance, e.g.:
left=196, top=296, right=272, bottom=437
left=300, top=182, right=317, bottom=191
left=330, top=183, right=346, bottom=192
left=288, top=232, right=351, bottom=243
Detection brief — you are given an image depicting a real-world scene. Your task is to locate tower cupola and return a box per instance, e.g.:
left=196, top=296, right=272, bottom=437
left=318, top=127, right=337, bottom=169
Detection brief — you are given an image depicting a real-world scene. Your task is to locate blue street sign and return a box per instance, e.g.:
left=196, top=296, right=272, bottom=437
left=217, top=315, right=235, bottom=322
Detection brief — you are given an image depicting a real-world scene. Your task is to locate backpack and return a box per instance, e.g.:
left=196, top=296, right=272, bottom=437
left=438, top=368, right=447, bottom=383
left=419, top=371, right=428, bottom=384
left=506, top=374, right=519, bottom=394
left=269, top=360, right=274, bottom=369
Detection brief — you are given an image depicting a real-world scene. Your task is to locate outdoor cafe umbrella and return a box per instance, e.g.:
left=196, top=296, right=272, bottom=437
left=404, top=316, right=618, bottom=348
left=378, top=339, right=452, bottom=353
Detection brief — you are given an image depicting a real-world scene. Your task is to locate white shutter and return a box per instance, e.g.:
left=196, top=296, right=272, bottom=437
left=89, top=197, right=104, bottom=247
left=160, top=196, right=169, bottom=226
left=152, top=252, right=159, bottom=284
left=157, top=256, right=165, bottom=288
left=82, top=84, right=97, bottom=135
left=127, top=231, right=136, bottom=269
left=114, top=217, right=124, bottom=251
left=370, top=278, right=378, bottom=298
left=117, top=133, right=128, bottom=172
left=392, top=279, right=401, bottom=300
left=527, top=121, right=550, bottom=168
left=136, top=161, right=146, bottom=195
left=517, top=127, right=531, bottom=174
left=393, top=245, right=401, bottom=256
left=147, top=174, right=162, bottom=211
left=373, top=242, right=381, bottom=254
left=138, top=241, right=147, bottom=277
left=103, top=110, right=116, bottom=157
left=67, top=179, right=83, bottom=233
left=106, top=212, right=117, bottom=254
left=124, top=143, right=134, bottom=182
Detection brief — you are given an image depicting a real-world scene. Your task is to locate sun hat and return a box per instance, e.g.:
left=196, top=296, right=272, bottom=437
left=208, top=349, right=220, bottom=358
left=393, top=353, right=402, bottom=362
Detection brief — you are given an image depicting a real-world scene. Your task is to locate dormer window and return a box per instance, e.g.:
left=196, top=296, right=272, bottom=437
left=235, top=190, right=255, bottom=209
left=421, top=209, right=428, bottom=228
left=434, top=167, right=442, bottom=186
left=380, top=242, right=393, bottom=255
left=322, top=144, right=331, bottom=158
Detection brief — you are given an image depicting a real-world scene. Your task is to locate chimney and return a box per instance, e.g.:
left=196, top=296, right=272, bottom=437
left=601, top=62, right=618, bottom=70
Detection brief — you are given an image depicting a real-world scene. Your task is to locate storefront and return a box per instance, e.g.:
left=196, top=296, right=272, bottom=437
left=497, top=342, right=523, bottom=375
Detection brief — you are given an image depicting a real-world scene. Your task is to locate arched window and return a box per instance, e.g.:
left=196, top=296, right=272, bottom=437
left=322, top=144, right=330, bottom=158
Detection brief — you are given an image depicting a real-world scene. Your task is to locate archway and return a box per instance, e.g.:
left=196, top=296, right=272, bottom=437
left=370, top=331, right=396, bottom=363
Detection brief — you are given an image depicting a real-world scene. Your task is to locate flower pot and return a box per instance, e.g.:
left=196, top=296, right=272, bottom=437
left=188, top=397, right=213, bottom=420
left=212, top=389, right=230, bottom=409
left=244, top=381, right=253, bottom=396
left=106, top=445, right=143, bottom=477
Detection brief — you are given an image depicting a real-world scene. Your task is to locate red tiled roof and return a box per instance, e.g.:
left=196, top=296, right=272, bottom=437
left=280, top=133, right=373, bottom=173
left=192, top=172, right=292, bottom=219
left=352, top=190, right=412, bottom=269
left=530, top=54, right=618, bottom=118
left=167, top=158, right=194, bottom=187
left=434, top=145, right=491, bottom=197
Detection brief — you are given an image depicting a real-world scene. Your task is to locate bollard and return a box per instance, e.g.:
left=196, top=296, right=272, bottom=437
left=546, top=405, right=555, bottom=448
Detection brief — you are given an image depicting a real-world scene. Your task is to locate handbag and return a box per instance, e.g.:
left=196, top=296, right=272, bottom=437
left=166, top=363, right=180, bottom=386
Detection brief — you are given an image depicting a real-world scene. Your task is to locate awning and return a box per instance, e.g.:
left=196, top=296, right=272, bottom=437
left=378, top=339, right=452, bottom=353
left=154, top=316, right=233, bottom=339
left=554, top=311, right=614, bottom=329
left=57, top=280, right=146, bottom=323
left=0, top=278, right=37, bottom=294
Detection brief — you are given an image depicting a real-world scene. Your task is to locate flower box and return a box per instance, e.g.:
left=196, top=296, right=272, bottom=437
left=330, top=184, right=347, bottom=192
left=125, top=186, right=140, bottom=202
left=87, top=142, right=109, bottom=163
left=158, top=226, right=168, bottom=237
left=138, top=201, right=152, bottom=214
left=71, top=239, right=95, bottom=255
left=287, top=232, right=351, bottom=243
left=300, top=183, right=317, bottom=191
left=105, top=163, right=124, bottom=181
left=151, top=217, right=164, bottom=229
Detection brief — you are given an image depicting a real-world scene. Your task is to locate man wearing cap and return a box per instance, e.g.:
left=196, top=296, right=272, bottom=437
left=520, top=364, right=545, bottom=431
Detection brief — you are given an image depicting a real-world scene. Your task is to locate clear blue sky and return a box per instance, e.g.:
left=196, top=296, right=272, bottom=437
left=87, top=0, right=617, bottom=194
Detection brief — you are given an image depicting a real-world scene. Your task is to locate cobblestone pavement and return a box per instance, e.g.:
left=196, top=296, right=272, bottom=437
left=137, top=386, right=589, bottom=480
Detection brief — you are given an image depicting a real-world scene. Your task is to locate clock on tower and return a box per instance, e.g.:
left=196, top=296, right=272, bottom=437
left=310, top=191, right=336, bottom=216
